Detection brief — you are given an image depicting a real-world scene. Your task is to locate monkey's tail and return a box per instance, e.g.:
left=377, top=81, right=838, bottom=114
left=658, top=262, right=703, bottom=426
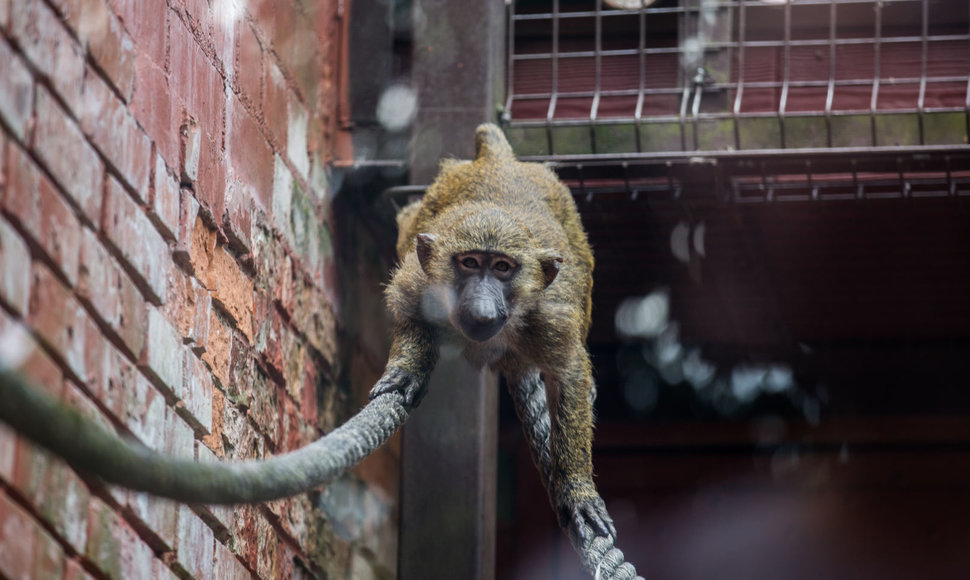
left=509, top=372, right=644, bottom=580
left=0, top=368, right=408, bottom=504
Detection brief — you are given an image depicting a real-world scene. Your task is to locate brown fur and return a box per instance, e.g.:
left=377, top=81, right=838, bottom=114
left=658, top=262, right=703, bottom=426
left=375, top=124, right=610, bottom=540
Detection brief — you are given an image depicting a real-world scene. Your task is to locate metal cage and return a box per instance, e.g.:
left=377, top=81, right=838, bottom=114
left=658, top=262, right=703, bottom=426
left=503, top=0, right=970, bottom=170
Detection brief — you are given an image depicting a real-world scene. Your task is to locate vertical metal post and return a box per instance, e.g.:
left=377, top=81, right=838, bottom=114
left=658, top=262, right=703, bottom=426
left=401, top=1, right=504, bottom=578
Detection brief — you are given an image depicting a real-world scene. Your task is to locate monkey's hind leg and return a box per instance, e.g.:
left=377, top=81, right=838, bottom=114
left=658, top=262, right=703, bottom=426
left=507, top=371, right=615, bottom=545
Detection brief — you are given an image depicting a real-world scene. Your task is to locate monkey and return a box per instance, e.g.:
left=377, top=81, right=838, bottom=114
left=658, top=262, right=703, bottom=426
left=370, top=124, right=614, bottom=544
left=0, top=124, right=632, bottom=575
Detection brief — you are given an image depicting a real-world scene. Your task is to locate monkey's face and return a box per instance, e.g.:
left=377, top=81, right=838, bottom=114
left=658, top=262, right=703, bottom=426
left=450, top=251, right=517, bottom=342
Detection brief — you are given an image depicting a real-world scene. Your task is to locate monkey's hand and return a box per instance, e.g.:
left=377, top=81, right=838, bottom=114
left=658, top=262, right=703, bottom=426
left=560, top=494, right=616, bottom=546
left=369, top=366, right=427, bottom=408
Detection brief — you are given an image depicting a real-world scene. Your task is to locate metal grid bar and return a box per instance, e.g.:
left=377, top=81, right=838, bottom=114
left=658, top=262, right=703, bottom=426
left=504, top=0, right=970, bottom=157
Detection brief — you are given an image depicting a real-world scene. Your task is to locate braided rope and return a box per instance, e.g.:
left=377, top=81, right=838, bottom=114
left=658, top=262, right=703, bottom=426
left=509, top=372, right=644, bottom=580
left=0, top=368, right=408, bottom=504
left=2, top=364, right=642, bottom=578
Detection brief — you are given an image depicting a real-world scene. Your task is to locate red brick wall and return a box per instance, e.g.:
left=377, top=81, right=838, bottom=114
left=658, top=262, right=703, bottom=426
left=0, top=0, right=397, bottom=578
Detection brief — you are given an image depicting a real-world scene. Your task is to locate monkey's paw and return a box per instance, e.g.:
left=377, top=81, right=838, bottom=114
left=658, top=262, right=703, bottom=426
left=561, top=495, right=616, bottom=546
left=369, top=366, right=427, bottom=408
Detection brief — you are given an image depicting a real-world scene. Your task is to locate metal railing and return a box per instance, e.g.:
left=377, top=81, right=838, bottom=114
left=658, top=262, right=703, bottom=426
left=503, top=0, right=970, bottom=158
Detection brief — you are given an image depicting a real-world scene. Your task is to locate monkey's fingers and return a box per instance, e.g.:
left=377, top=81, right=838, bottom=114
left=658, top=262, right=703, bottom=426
left=368, top=366, right=426, bottom=408
left=566, top=496, right=617, bottom=546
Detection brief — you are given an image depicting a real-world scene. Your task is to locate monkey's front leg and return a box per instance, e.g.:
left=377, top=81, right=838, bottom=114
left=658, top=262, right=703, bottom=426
left=370, top=320, right=438, bottom=408
left=551, top=364, right=616, bottom=545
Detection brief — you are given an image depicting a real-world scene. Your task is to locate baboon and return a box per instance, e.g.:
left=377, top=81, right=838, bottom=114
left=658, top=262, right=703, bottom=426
left=372, top=124, right=613, bottom=542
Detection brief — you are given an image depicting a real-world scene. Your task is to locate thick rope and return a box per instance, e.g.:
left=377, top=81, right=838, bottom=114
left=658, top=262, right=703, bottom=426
left=2, top=364, right=641, bottom=579
left=0, top=368, right=408, bottom=504
left=509, top=372, right=644, bottom=580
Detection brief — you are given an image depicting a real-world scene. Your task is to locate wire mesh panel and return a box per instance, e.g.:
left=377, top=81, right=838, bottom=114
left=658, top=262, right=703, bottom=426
left=503, top=0, right=970, bottom=157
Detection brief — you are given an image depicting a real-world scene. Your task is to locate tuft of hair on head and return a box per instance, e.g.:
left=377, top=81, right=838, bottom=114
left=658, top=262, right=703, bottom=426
left=474, top=124, right=515, bottom=162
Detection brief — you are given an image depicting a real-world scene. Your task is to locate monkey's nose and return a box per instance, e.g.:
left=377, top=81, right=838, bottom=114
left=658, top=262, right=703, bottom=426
left=461, top=310, right=508, bottom=342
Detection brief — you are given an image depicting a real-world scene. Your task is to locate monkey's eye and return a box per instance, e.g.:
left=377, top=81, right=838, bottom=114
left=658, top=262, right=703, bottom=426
left=493, top=260, right=511, bottom=273
left=460, top=256, right=480, bottom=269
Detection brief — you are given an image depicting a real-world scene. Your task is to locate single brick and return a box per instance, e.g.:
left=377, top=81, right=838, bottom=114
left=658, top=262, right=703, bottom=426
left=271, top=154, right=294, bottom=246
left=173, top=190, right=203, bottom=274
left=213, top=537, right=252, bottom=580
left=281, top=329, right=307, bottom=405
left=86, top=496, right=156, bottom=580
left=140, top=307, right=184, bottom=400
left=112, top=0, right=167, bottom=66
left=200, top=308, right=231, bottom=387
left=3, top=144, right=82, bottom=286
left=180, top=351, right=213, bottom=434
left=280, top=392, right=316, bottom=452
left=251, top=225, right=293, bottom=306
left=27, top=263, right=88, bottom=381
left=212, top=0, right=239, bottom=81
left=220, top=400, right=264, bottom=461
left=308, top=155, right=331, bottom=201
left=0, top=38, right=34, bottom=141
left=255, top=511, right=282, bottom=580
left=169, top=15, right=225, bottom=143
left=150, top=152, right=180, bottom=241
left=132, top=52, right=178, bottom=170
left=0, top=490, right=50, bottom=580
left=77, top=227, right=148, bottom=358
left=8, top=0, right=85, bottom=109
left=200, top=387, right=225, bottom=456
left=187, top=204, right=217, bottom=279
left=289, top=183, right=334, bottom=293
left=196, top=128, right=228, bottom=221
left=245, top=365, right=279, bottom=446
left=103, top=346, right=137, bottom=419
left=12, top=440, right=91, bottom=554
left=175, top=506, right=215, bottom=580
left=226, top=94, right=273, bottom=211
left=227, top=504, right=257, bottom=566
left=102, top=175, right=169, bottom=303
left=0, top=218, right=31, bottom=316
left=234, top=20, right=262, bottom=109
left=164, top=267, right=211, bottom=351
left=263, top=59, right=288, bottom=149
left=80, top=71, right=152, bottom=198
left=253, top=297, right=283, bottom=378
left=225, top=337, right=255, bottom=408
left=124, top=491, right=180, bottom=552
left=287, top=96, right=310, bottom=180
left=123, top=373, right=167, bottom=451
left=0, top=423, right=15, bottom=483
left=223, top=180, right=254, bottom=255
left=266, top=494, right=312, bottom=556
left=31, top=86, right=104, bottom=225
left=60, top=0, right=137, bottom=100
left=206, top=244, right=254, bottom=342
left=180, top=117, right=201, bottom=184
left=291, top=276, right=338, bottom=364
left=164, top=403, right=196, bottom=460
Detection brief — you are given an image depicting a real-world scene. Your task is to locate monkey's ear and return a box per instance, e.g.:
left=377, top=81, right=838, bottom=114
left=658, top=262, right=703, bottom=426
left=538, top=252, right=564, bottom=288
left=474, top=124, right=515, bottom=162
left=415, top=233, right=437, bottom=276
